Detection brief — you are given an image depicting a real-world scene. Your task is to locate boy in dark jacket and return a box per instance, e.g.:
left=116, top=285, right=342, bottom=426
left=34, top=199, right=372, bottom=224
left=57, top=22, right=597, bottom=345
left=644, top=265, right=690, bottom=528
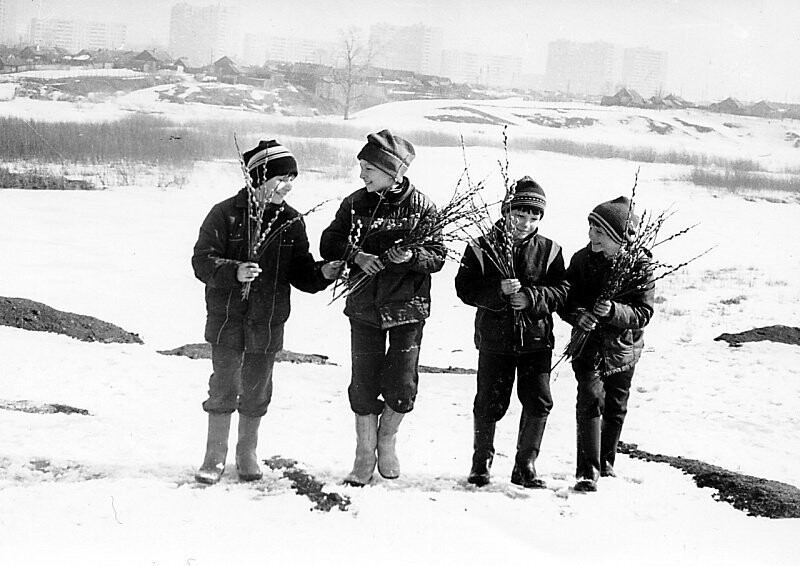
left=559, top=196, right=655, bottom=492
left=192, top=139, right=341, bottom=485
left=455, top=177, right=568, bottom=488
left=320, top=130, right=445, bottom=486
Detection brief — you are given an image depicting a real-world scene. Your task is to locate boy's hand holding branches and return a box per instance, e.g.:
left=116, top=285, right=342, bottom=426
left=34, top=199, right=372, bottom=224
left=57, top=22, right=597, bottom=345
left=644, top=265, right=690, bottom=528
left=500, top=278, right=531, bottom=311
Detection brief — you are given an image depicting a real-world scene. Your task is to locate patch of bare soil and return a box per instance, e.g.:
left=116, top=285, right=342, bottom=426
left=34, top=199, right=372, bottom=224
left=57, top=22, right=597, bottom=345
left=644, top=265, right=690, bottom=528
left=619, top=442, right=800, bottom=518
left=157, top=343, right=336, bottom=365
left=714, top=325, right=800, bottom=347
left=264, top=456, right=350, bottom=512
left=0, top=297, right=142, bottom=344
left=0, top=400, right=89, bottom=415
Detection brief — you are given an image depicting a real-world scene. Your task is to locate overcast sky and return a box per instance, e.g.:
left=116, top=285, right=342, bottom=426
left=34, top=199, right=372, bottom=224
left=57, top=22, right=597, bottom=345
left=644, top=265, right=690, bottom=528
left=15, top=0, right=800, bottom=102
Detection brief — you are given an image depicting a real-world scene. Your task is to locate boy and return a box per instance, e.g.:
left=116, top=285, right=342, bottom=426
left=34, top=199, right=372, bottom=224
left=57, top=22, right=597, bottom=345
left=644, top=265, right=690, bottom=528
left=559, top=196, right=655, bottom=492
left=191, top=139, right=341, bottom=485
left=455, top=177, right=568, bottom=488
left=319, top=130, right=445, bottom=486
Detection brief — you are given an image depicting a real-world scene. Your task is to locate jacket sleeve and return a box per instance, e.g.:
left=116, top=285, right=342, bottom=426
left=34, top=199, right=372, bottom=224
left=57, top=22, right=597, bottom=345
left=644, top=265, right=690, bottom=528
left=319, top=197, right=352, bottom=261
left=604, top=265, right=655, bottom=330
left=523, top=243, right=569, bottom=318
left=287, top=218, right=331, bottom=294
left=557, top=252, right=582, bottom=327
left=191, top=205, right=240, bottom=288
left=455, top=242, right=506, bottom=311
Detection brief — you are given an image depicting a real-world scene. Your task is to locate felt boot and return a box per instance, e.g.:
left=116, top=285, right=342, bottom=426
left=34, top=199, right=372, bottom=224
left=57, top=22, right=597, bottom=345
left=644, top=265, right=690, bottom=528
left=467, top=419, right=496, bottom=487
left=343, top=413, right=378, bottom=486
left=600, top=418, right=623, bottom=477
left=377, top=405, right=404, bottom=479
left=236, top=415, right=263, bottom=481
left=510, top=412, right=548, bottom=489
left=195, top=413, right=232, bottom=485
left=574, top=416, right=601, bottom=492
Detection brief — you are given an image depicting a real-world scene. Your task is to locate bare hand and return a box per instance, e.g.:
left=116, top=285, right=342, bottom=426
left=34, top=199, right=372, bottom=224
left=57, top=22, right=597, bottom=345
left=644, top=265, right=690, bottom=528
left=354, top=252, right=384, bottom=276
left=386, top=246, right=413, bottom=264
left=577, top=311, right=598, bottom=332
left=321, top=260, right=345, bottom=280
left=509, top=291, right=531, bottom=311
left=237, top=262, right=262, bottom=283
left=593, top=300, right=612, bottom=318
left=500, top=278, right=521, bottom=296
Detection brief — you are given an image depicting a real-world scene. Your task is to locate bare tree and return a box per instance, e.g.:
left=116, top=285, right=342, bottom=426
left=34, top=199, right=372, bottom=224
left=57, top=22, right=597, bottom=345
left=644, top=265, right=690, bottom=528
left=334, top=27, right=372, bottom=120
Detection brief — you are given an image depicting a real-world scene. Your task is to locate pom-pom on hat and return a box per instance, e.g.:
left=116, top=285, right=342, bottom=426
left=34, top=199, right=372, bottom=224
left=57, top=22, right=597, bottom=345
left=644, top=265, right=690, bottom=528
left=502, top=176, right=547, bottom=217
left=357, top=129, right=416, bottom=180
left=588, top=196, right=639, bottom=244
left=242, top=139, right=298, bottom=186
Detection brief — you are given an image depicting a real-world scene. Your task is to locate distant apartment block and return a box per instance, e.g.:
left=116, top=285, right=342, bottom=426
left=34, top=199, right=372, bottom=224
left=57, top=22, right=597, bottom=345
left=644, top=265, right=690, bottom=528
left=369, top=23, right=443, bottom=76
left=168, top=3, right=239, bottom=67
left=545, top=40, right=622, bottom=96
left=622, top=47, right=667, bottom=98
left=0, top=0, right=16, bottom=45
left=441, top=49, right=522, bottom=87
left=242, top=33, right=334, bottom=66
left=29, top=18, right=126, bottom=52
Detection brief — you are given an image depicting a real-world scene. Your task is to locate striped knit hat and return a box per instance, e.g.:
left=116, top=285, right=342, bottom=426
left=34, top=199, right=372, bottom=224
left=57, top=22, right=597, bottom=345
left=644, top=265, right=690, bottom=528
left=588, top=196, right=639, bottom=244
left=242, top=139, right=298, bottom=186
left=502, top=176, right=547, bottom=216
left=357, top=130, right=415, bottom=180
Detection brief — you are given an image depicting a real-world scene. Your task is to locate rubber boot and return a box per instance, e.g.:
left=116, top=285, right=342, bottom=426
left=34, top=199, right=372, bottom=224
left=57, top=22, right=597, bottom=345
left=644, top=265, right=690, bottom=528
left=377, top=405, right=404, bottom=479
left=600, top=418, right=624, bottom=478
left=195, top=413, right=232, bottom=485
left=343, top=413, right=379, bottom=486
left=236, top=415, right=263, bottom=481
left=467, top=419, right=496, bottom=487
left=574, top=416, right=601, bottom=492
left=510, top=411, right=548, bottom=489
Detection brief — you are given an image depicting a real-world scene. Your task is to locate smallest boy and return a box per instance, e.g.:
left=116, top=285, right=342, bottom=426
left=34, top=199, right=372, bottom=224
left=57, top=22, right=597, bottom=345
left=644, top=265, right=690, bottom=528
left=455, top=177, right=568, bottom=488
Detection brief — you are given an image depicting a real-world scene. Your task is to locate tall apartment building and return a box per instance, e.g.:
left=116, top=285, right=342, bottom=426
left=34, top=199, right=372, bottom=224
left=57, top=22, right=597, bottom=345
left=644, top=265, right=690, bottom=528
left=369, top=23, right=443, bottom=76
left=168, top=3, right=239, bottom=67
left=441, top=49, right=522, bottom=87
left=545, top=40, right=622, bottom=96
left=622, top=47, right=667, bottom=98
left=0, top=0, right=16, bottom=45
left=242, top=33, right=334, bottom=66
left=29, top=18, right=126, bottom=51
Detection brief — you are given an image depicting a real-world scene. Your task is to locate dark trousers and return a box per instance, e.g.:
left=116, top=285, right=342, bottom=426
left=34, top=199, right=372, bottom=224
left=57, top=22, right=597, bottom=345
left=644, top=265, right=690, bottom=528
left=473, top=350, right=553, bottom=423
left=202, top=343, right=276, bottom=418
left=349, top=319, right=424, bottom=415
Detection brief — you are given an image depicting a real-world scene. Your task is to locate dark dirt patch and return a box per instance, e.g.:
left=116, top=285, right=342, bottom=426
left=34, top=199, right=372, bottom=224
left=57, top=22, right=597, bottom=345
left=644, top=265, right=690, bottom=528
left=516, top=113, right=597, bottom=128
left=674, top=117, right=714, bottom=133
left=264, top=456, right=350, bottom=512
left=714, top=325, right=800, bottom=347
left=419, top=364, right=476, bottom=374
left=0, top=297, right=142, bottom=344
left=0, top=400, right=90, bottom=415
left=619, top=442, right=800, bottom=518
left=645, top=118, right=674, bottom=135
left=158, top=343, right=336, bottom=365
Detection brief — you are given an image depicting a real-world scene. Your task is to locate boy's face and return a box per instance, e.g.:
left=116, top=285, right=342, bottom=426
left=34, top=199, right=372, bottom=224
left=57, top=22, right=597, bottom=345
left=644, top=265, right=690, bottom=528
left=509, top=208, right=542, bottom=241
left=588, top=221, right=622, bottom=257
left=257, top=174, right=295, bottom=204
left=359, top=159, right=397, bottom=192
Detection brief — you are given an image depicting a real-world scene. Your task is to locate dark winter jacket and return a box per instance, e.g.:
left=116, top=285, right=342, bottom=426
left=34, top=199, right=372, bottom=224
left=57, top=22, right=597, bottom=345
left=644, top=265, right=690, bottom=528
left=559, top=244, right=655, bottom=376
left=192, top=188, right=331, bottom=353
left=455, top=225, right=568, bottom=353
left=319, top=180, right=445, bottom=329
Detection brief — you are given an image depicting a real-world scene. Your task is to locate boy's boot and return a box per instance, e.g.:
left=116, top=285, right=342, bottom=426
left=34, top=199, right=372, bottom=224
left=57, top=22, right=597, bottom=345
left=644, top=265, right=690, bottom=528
left=343, top=413, right=379, bottom=486
left=235, top=415, right=263, bottom=482
left=510, top=411, right=548, bottom=489
left=574, top=416, right=601, bottom=492
left=195, top=412, right=232, bottom=485
left=600, top=418, right=624, bottom=477
left=467, top=418, right=496, bottom=487
left=377, top=405, right=404, bottom=479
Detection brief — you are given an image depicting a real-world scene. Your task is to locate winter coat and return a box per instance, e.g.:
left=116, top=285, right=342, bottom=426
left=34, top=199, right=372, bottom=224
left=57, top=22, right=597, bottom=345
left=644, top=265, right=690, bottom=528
left=559, top=244, right=655, bottom=376
left=455, top=225, right=568, bottom=353
left=192, top=188, right=330, bottom=353
left=319, top=179, right=445, bottom=329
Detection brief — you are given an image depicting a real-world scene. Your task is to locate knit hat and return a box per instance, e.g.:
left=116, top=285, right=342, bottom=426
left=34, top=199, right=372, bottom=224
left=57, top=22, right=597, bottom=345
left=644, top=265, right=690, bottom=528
left=502, top=176, right=547, bottom=216
left=357, top=130, right=415, bottom=180
left=242, top=139, right=298, bottom=186
left=588, top=196, right=639, bottom=244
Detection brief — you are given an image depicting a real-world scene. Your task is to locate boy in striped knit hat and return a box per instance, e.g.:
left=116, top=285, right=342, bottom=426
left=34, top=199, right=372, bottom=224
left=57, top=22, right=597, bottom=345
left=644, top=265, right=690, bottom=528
left=559, top=195, right=655, bottom=492
left=192, top=139, right=342, bottom=485
left=455, top=176, right=568, bottom=489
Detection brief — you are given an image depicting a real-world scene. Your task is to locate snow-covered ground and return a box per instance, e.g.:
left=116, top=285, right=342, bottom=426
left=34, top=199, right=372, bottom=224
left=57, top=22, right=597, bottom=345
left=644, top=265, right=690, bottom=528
left=1, top=93, right=799, bottom=565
